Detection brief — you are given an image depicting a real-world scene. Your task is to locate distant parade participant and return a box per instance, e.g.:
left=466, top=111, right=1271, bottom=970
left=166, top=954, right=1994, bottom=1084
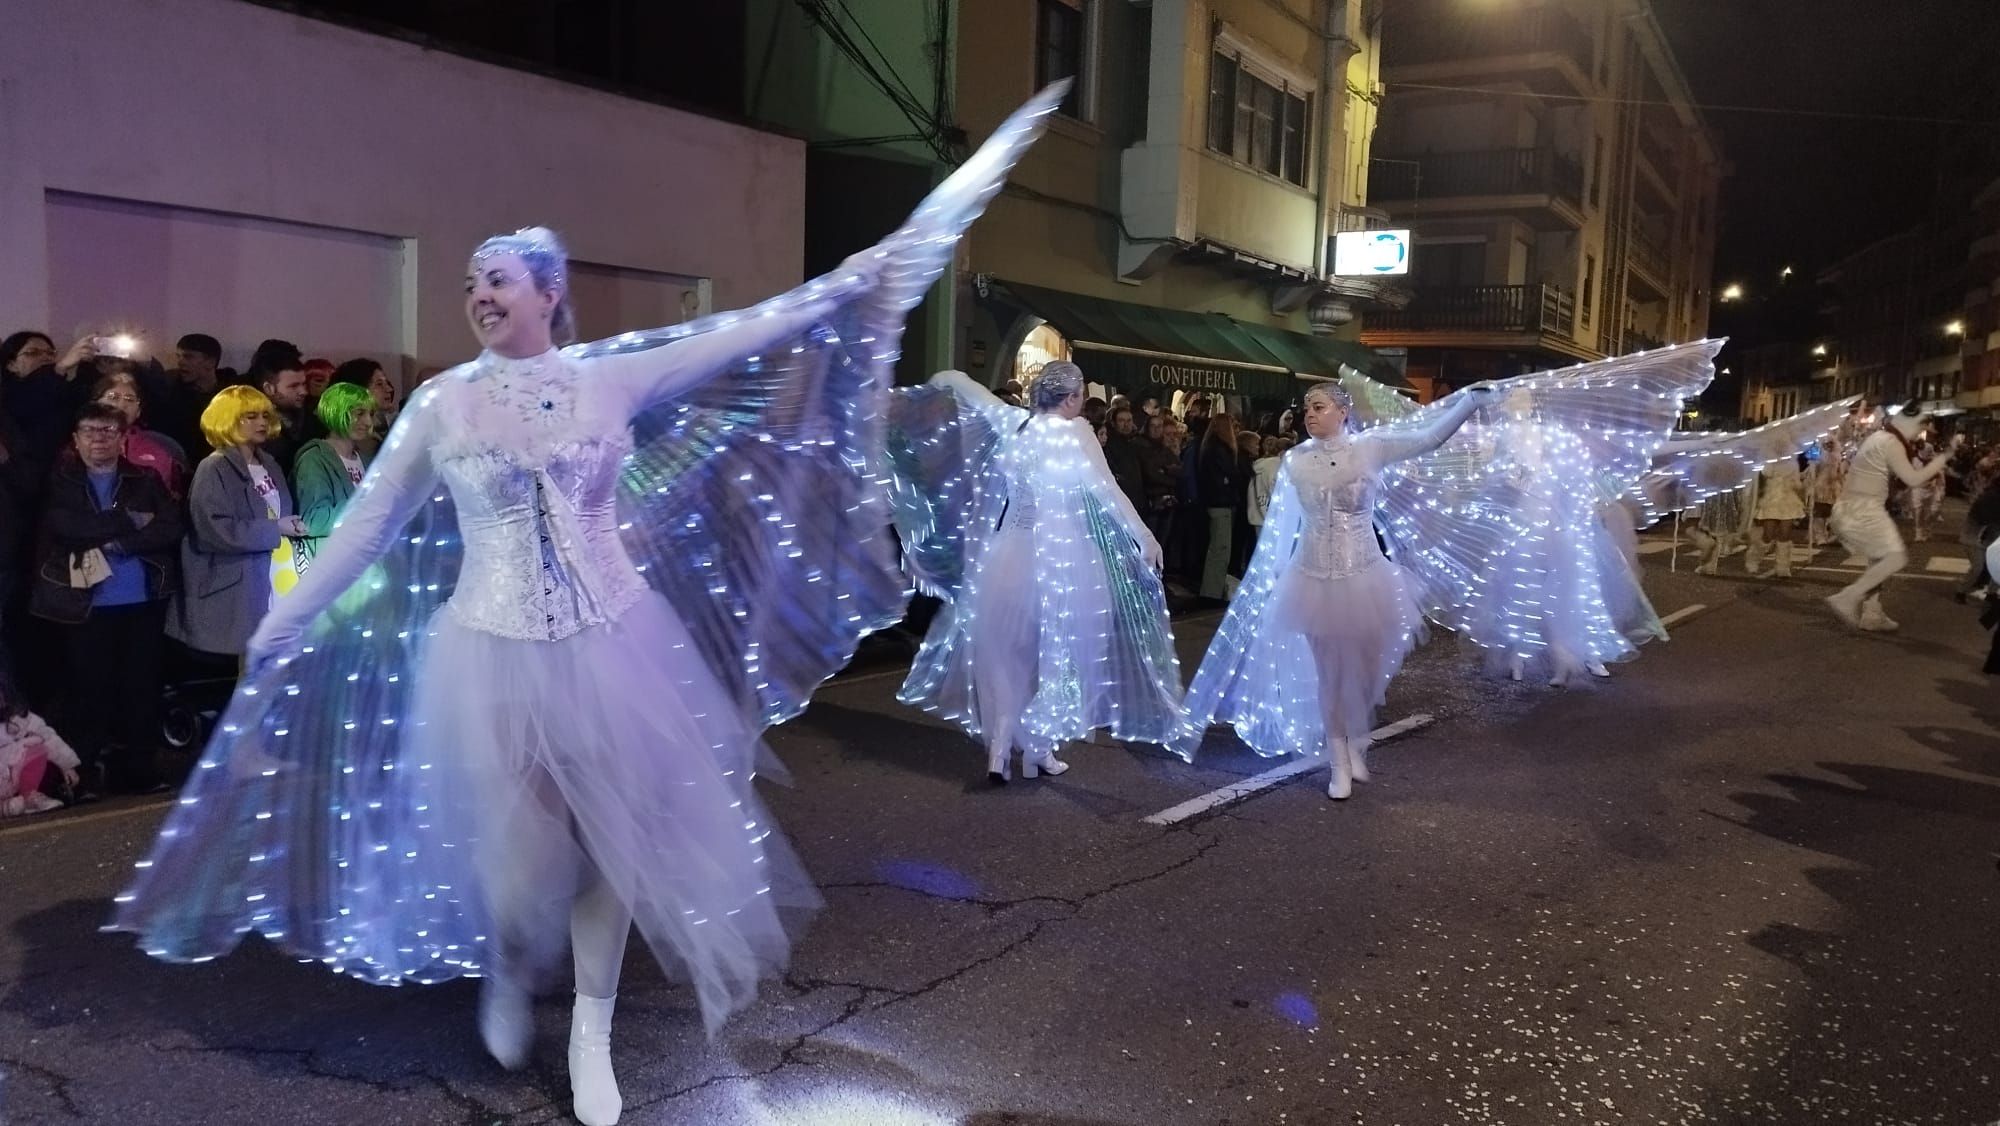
left=1748, top=454, right=1808, bottom=578
left=1825, top=400, right=1962, bottom=632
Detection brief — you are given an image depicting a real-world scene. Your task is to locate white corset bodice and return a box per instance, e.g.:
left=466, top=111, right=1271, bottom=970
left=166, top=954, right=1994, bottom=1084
left=431, top=351, right=647, bottom=641
left=991, top=414, right=1072, bottom=533
left=1287, top=439, right=1384, bottom=580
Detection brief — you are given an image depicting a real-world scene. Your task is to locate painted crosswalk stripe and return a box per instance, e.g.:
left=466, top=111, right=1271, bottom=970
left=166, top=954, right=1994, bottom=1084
left=1143, top=714, right=1435, bottom=826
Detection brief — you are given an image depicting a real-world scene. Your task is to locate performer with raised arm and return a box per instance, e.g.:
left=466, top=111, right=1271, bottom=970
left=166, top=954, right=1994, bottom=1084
left=104, top=87, right=1067, bottom=1126
left=1190, top=343, right=1722, bottom=797
left=888, top=361, right=1181, bottom=783
left=1826, top=399, right=1963, bottom=632
left=1172, top=380, right=1495, bottom=799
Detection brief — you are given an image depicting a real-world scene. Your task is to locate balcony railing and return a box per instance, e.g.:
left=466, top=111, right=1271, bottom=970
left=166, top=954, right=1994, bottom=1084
left=1629, top=230, right=1669, bottom=280
left=1333, top=204, right=1396, bottom=232
left=1385, top=3, right=1593, bottom=73
left=1371, top=148, right=1584, bottom=206
left=1366, top=284, right=1576, bottom=337
left=1637, top=130, right=1679, bottom=186
left=1626, top=329, right=1666, bottom=351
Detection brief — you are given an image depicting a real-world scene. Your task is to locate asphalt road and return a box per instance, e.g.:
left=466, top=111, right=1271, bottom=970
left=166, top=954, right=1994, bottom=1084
left=3, top=527, right=1996, bottom=1126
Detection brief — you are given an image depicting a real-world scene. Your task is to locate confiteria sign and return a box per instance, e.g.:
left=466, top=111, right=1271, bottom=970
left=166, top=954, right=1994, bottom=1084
left=1147, top=362, right=1243, bottom=392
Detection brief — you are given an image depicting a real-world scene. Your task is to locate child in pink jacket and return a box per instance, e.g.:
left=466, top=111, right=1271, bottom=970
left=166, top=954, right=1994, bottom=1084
left=1, top=709, right=81, bottom=816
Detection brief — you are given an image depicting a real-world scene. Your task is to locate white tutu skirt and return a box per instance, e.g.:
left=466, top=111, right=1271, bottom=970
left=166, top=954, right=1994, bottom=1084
left=1270, top=559, right=1425, bottom=741
left=1754, top=483, right=1807, bottom=522
left=419, top=590, right=813, bottom=1027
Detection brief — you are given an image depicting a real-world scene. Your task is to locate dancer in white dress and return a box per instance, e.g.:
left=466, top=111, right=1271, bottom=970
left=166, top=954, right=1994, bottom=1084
left=1172, top=381, right=1495, bottom=799
left=889, top=363, right=1181, bottom=782
left=1748, top=455, right=1808, bottom=577
left=104, top=87, right=1068, bottom=1126
left=1462, top=389, right=1644, bottom=685
left=1826, top=400, right=1962, bottom=632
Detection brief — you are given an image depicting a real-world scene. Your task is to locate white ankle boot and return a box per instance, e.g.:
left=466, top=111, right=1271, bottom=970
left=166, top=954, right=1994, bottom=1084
left=1346, top=738, right=1371, bottom=784
left=1326, top=738, right=1353, bottom=800
left=479, top=977, right=532, bottom=1071
left=1694, top=533, right=1721, bottom=575
left=1021, top=747, right=1069, bottom=778
left=570, top=992, right=622, bottom=1126
left=986, top=744, right=1009, bottom=786
left=1772, top=541, right=1794, bottom=578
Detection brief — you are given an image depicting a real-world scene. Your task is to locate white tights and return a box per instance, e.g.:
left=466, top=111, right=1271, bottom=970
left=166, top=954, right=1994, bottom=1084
left=478, top=762, right=632, bottom=998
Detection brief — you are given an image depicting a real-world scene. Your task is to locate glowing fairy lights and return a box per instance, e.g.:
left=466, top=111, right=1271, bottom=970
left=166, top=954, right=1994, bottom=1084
left=1177, top=342, right=1722, bottom=767
left=887, top=374, right=1183, bottom=763
left=1630, top=395, right=1861, bottom=521
left=101, top=81, right=1074, bottom=1024
left=1173, top=392, right=1488, bottom=763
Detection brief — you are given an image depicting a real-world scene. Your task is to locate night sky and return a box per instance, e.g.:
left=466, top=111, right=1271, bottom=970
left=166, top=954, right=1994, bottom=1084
left=1651, top=0, right=2000, bottom=289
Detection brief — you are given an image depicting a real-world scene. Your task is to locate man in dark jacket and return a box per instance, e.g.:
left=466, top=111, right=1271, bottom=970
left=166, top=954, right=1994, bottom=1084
left=1102, top=404, right=1148, bottom=515
left=31, top=403, right=184, bottom=793
left=151, top=332, right=225, bottom=458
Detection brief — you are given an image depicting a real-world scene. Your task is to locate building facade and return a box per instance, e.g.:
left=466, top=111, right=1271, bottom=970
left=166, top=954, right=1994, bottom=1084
left=2, top=0, right=805, bottom=385
left=1359, top=0, right=1721, bottom=399
left=1959, top=176, right=2000, bottom=425
left=748, top=0, right=1409, bottom=409
left=1735, top=342, right=1816, bottom=426
left=1811, top=219, right=1968, bottom=416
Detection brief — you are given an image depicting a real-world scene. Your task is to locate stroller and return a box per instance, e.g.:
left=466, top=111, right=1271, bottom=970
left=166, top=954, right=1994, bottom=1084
left=157, top=642, right=241, bottom=759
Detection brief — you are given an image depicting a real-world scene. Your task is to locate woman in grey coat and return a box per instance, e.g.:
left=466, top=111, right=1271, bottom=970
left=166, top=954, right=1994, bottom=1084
left=168, top=385, right=307, bottom=657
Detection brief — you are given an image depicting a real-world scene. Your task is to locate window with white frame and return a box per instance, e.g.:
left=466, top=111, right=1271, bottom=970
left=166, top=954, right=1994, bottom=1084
left=1207, top=39, right=1313, bottom=188
left=1036, top=0, right=1093, bottom=121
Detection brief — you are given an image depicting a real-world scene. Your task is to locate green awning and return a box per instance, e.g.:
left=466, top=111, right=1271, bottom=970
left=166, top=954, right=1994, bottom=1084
left=1229, top=322, right=1412, bottom=389
left=999, top=281, right=1297, bottom=401
left=997, top=280, right=1405, bottom=401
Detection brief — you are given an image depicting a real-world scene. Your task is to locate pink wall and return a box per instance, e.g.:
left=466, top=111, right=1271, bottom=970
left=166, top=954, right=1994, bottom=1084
left=0, top=0, right=806, bottom=373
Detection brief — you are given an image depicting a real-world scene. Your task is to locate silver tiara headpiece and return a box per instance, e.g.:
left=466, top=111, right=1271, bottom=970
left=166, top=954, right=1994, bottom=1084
left=473, top=228, right=567, bottom=286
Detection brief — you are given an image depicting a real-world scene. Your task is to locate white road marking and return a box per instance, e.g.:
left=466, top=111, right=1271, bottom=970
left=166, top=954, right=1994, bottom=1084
left=1926, top=556, right=1972, bottom=574
left=1143, top=714, right=1435, bottom=826
left=1799, top=567, right=1957, bottom=583
left=1658, top=602, right=1710, bottom=628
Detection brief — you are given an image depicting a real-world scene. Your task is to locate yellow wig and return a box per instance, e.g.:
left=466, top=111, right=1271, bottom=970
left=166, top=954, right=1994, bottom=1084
left=200, top=384, right=281, bottom=450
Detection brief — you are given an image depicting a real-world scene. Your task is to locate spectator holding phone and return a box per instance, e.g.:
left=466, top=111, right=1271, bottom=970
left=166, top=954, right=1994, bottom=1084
left=1, top=331, right=96, bottom=472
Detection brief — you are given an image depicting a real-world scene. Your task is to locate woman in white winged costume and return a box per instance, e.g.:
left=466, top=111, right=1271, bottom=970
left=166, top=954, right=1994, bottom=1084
left=888, top=361, right=1180, bottom=783
left=103, top=87, right=1069, bottom=1126
left=1173, top=381, right=1495, bottom=799
left=1458, top=387, right=1654, bottom=685
left=1180, top=342, right=1722, bottom=797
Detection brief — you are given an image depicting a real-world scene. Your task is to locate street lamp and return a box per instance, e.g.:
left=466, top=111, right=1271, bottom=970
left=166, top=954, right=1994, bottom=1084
left=1779, top=266, right=1793, bottom=280
left=1946, top=319, right=1966, bottom=337
left=1811, top=343, right=1828, bottom=357
left=1720, top=282, right=1745, bottom=302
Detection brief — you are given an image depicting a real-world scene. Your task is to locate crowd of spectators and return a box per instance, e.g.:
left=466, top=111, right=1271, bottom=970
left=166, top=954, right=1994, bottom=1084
left=0, top=327, right=405, bottom=813
left=997, top=372, right=1307, bottom=607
